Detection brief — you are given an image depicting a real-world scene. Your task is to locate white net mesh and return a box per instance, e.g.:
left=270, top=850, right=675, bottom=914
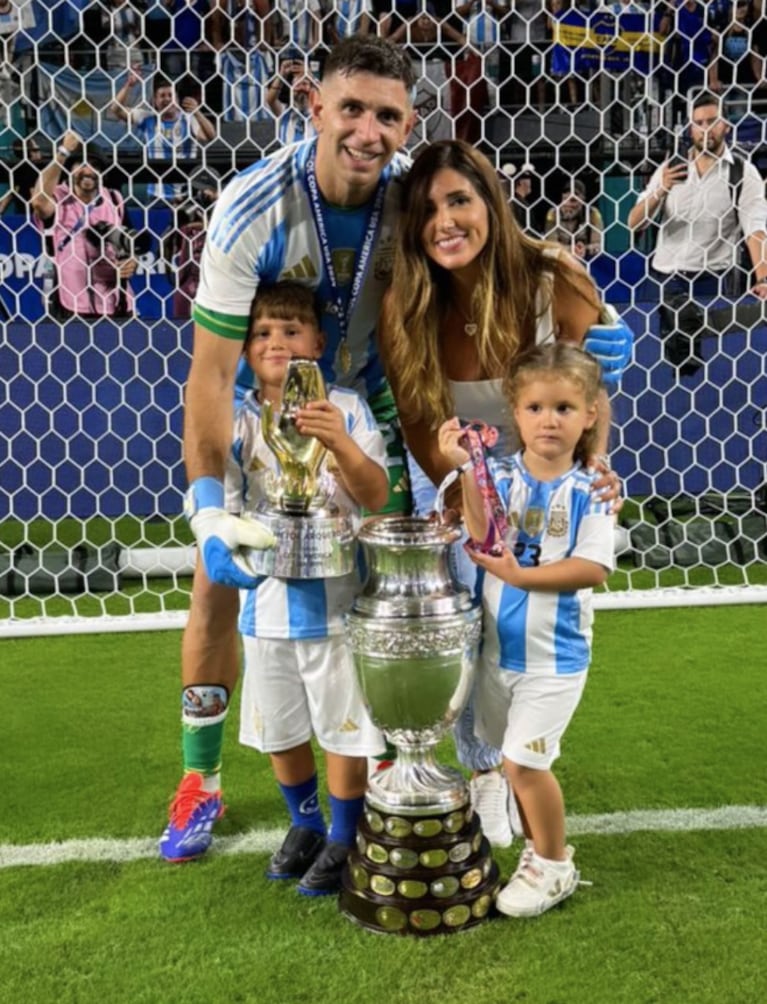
left=1, top=1, right=766, bottom=636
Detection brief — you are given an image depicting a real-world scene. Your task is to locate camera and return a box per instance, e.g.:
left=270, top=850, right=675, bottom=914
left=85, top=222, right=152, bottom=261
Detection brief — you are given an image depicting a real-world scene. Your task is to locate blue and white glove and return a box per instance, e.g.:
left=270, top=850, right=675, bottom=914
left=184, top=477, right=275, bottom=588
left=584, top=304, right=634, bottom=387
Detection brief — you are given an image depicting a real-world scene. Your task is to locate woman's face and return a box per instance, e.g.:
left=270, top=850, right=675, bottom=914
left=419, top=167, right=490, bottom=277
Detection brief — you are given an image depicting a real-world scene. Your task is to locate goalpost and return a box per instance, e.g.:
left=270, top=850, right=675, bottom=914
left=2, top=6, right=766, bottom=639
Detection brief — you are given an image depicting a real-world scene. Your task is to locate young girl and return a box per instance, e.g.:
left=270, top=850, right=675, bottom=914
left=438, top=342, right=615, bottom=918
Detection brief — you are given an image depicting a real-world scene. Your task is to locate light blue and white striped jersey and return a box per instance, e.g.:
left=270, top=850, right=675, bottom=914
left=196, top=139, right=411, bottom=399
left=465, top=2, right=502, bottom=48
left=480, top=453, right=615, bottom=676
left=332, top=0, right=373, bottom=38
left=277, top=106, right=316, bottom=146
left=225, top=385, right=387, bottom=640
left=130, top=108, right=201, bottom=199
left=274, top=0, right=321, bottom=50
left=218, top=49, right=273, bottom=123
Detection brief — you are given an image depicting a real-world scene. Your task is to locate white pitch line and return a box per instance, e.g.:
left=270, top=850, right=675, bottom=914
left=2, top=805, right=766, bottom=871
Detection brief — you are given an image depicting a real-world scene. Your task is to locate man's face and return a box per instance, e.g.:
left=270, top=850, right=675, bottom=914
left=154, top=85, right=176, bottom=116
left=560, top=192, right=582, bottom=220
left=690, top=104, right=729, bottom=156
left=72, top=163, right=99, bottom=195
left=516, top=177, right=532, bottom=199
left=310, top=69, right=415, bottom=204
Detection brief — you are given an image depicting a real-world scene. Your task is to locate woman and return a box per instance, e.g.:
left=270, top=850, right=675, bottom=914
left=378, top=140, right=618, bottom=848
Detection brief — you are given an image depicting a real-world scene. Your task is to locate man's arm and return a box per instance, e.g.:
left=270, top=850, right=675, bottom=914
left=110, top=69, right=141, bottom=122
left=182, top=97, right=217, bottom=143
left=745, top=230, right=767, bottom=299
left=183, top=323, right=275, bottom=587
left=184, top=323, right=243, bottom=483
left=30, top=130, right=80, bottom=221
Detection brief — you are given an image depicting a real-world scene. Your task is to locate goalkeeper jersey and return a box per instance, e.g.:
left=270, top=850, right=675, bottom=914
left=224, top=385, right=386, bottom=640
left=480, top=453, right=615, bottom=676
left=194, top=139, right=410, bottom=400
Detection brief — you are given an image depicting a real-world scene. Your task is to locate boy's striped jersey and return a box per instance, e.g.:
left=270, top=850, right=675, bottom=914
left=224, top=385, right=387, bottom=641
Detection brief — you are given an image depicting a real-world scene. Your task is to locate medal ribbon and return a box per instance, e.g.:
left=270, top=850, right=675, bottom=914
left=304, top=146, right=386, bottom=373
left=459, top=421, right=509, bottom=555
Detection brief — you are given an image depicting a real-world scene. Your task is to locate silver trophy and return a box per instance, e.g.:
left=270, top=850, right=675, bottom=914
left=340, top=516, right=500, bottom=936
left=238, top=358, right=354, bottom=579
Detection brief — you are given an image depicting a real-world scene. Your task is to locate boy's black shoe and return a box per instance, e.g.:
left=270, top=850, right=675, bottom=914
left=266, top=826, right=326, bottom=880
left=297, top=841, right=351, bottom=897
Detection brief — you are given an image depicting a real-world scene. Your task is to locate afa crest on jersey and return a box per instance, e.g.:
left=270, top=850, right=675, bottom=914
left=547, top=507, right=569, bottom=537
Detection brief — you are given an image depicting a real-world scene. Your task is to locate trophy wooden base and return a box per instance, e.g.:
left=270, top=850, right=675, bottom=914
left=339, top=796, right=500, bottom=936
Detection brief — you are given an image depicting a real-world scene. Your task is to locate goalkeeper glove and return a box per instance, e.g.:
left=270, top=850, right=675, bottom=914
left=184, top=477, right=275, bottom=588
left=584, top=304, right=634, bottom=387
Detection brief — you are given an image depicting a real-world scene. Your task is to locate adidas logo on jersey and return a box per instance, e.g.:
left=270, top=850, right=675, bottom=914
left=281, top=255, right=318, bottom=281
left=525, top=738, right=547, bottom=755
left=338, top=718, right=360, bottom=733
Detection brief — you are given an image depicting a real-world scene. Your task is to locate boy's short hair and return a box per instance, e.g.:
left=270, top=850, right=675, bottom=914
left=247, top=282, right=322, bottom=343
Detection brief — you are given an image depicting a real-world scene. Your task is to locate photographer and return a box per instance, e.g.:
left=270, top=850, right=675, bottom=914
left=30, top=131, right=138, bottom=320
left=627, top=92, right=767, bottom=373
left=161, top=168, right=219, bottom=319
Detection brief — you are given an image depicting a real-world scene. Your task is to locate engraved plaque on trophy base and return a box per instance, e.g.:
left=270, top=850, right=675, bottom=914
left=339, top=799, right=500, bottom=936
left=238, top=499, right=354, bottom=579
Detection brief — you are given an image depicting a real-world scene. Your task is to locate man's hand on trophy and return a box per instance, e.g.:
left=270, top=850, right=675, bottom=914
left=184, top=477, right=275, bottom=588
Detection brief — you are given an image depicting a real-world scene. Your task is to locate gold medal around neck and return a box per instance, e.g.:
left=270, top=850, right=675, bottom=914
left=337, top=340, right=352, bottom=375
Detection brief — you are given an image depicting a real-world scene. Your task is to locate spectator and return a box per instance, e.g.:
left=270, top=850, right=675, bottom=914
left=29, top=130, right=138, bottom=320
left=110, top=70, right=216, bottom=204
left=627, top=90, right=767, bottom=373
left=0, top=137, right=45, bottom=216
left=211, top=0, right=274, bottom=121
left=158, top=0, right=217, bottom=103
left=506, top=161, right=537, bottom=232
left=323, top=0, right=374, bottom=44
left=452, top=0, right=509, bottom=144
left=503, top=0, right=548, bottom=111
left=544, top=178, right=604, bottom=261
left=708, top=0, right=767, bottom=118
left=161, top=167, right=220, bottom=319
left=271, top=0, right=322, bottom=53
left=80, top=0, right=147, bottom=72
left=0, top=0, right=19, bottom=115
left=385, top=2, right=466, bottom=148
left=265, top=57, right=317, bottom=144
left=664, top=1, right=716, bottom=124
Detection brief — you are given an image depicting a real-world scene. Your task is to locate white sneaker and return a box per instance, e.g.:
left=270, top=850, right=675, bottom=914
left=496, top=845, right=579, bottom=918
left=470, top=770, right=513, bottom=848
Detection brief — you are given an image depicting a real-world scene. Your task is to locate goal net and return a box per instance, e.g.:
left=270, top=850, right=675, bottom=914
left=1, top=1, right=766, bottom=638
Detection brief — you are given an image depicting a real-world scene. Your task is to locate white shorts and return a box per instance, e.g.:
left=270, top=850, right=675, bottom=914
left=239, top=634, right=385, bottom=757
left=474, top=659, right=588, bottom=770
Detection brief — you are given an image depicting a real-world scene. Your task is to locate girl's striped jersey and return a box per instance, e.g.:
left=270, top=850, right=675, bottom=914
left=480, top=453, right=615, bottom=677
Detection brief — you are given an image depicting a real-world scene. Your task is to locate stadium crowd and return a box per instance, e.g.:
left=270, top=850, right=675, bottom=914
left=1, top=2, right=767, bottom=320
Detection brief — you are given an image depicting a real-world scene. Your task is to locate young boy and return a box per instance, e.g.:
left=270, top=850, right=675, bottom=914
left=229, top=281, right=387, bottom=896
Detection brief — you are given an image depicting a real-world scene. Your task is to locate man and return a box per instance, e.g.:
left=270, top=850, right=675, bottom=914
left=545, top=178, right=604, bottom=262
left=110, top=71, right=216, bottom=203
left=160, top=36, right=417, bottom=877
left=30, top=130, right=137, bottom=320
left=627, top=91, right=767, bottom=373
